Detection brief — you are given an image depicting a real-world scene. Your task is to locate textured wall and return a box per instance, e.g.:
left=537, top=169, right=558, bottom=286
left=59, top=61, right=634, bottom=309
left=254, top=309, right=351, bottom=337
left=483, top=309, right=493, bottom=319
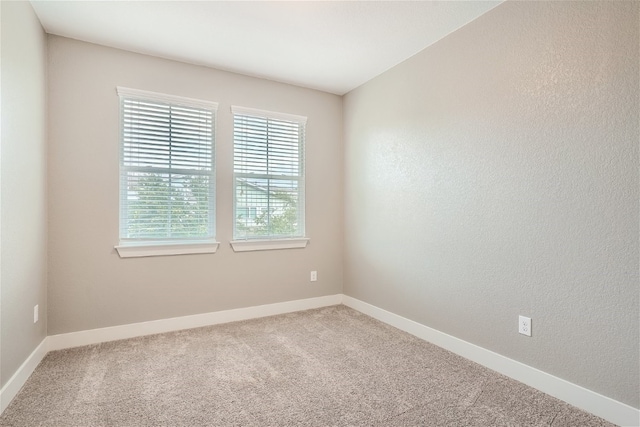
left=344, top=1, right=639, bottom=407
left=47, top=37, right=343, bottom=335
left=0, top=2, right=49, bottom=387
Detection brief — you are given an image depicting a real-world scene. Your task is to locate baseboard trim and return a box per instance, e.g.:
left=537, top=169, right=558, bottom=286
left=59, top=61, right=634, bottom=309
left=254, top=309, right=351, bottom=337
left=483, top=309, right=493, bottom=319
left=3, top=294, right=637, bottom=426
left=1, top=295, right=342, bottom=417
left=48, top=294, right=343, bottom=352
left=0, top=338, right=48, bottom=414
left=342, top=295, right=639, bottom=427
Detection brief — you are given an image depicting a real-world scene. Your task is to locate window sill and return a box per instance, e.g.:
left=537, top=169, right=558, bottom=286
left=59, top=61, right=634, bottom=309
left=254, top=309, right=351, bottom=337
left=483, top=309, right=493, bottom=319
left=230, top=238, right=309, bottom=252
left=115, top=241, right=220, bottom=258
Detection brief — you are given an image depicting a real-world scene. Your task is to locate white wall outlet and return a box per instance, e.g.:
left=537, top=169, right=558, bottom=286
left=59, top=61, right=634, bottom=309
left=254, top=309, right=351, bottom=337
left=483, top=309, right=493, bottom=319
left=519, top=315, right=531, bottom=336
left=310, top=271, right=317, bottom=282
left=34, top=305, right=39, bottom=324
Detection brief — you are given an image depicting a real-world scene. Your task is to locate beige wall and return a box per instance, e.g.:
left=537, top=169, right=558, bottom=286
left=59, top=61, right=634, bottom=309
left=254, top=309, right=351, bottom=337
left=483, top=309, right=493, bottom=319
left=344, top=1, right=639, bottom=408
left=47, top=36, right=343, bottom=335
left=5, top=0, right=637, bottom=413
left=0, top=1, right=48, bottom=387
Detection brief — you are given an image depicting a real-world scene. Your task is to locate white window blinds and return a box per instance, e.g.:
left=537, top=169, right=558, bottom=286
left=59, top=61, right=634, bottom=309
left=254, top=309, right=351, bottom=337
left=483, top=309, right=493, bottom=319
left=232, top=106, right=306, bottom=240
left=118, top=87, right=217, bottom=243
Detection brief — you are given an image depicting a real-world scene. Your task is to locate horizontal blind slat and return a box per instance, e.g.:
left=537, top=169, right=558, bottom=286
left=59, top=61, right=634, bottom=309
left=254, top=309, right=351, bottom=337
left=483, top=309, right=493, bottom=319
left=232, top=110, right=305, bottom=240
left=120, top=93, right=216, bottom=241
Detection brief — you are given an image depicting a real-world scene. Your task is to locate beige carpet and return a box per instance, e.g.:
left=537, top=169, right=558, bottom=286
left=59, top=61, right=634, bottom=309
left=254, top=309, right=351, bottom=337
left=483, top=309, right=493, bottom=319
left=0, top=305, right=614, bottom=426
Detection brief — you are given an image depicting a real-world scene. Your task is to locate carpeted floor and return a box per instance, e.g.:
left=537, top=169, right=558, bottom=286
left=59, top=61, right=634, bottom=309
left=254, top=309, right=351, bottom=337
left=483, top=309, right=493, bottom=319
left=0, top=305, right=615, bottom=426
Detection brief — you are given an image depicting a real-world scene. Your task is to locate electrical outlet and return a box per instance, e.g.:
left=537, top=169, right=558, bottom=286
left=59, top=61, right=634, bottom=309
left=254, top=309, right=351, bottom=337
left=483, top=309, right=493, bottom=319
left=518, top=315, right=531, bottom=336
left=34, top=305, right=39, bottom=324
left=310, top=271, right=317, bottom=282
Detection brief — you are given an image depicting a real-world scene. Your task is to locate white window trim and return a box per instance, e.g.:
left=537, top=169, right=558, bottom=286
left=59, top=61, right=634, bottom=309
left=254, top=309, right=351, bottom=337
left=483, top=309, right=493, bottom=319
left=115, top=241, right=220, bottom=258
left=116, top=87, right=219, bottom=256
left=117, top=87, right=219, bottom=110
left=231, top=105, right=307, bottom=243
left=231, top=105, right=307, bottom=124
left=230, top=238, right=309, bottom=252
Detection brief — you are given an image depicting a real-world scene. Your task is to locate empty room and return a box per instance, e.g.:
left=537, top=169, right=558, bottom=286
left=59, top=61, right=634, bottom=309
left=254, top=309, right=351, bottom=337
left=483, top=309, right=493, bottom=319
left=1, top=0, right=638, bottom=426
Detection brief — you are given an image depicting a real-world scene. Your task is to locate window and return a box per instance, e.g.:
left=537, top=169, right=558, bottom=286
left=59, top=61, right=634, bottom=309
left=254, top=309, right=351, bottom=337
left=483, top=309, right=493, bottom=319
left=115, top=87, right=218, bottom=258
left=231, top=106, right=308, bottom=251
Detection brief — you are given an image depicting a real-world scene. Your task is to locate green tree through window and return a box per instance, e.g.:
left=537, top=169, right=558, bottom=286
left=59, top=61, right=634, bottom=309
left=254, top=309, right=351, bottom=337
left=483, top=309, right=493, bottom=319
left=118, top=87, right=217, bottom=243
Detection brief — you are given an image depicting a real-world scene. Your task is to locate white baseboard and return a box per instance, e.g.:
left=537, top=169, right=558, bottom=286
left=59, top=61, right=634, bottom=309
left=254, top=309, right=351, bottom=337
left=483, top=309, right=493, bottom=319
left=0, top=338, right=48, bottom=414
left=48, top=294, right=342, bottom=352
left=3, top=294, right=637, bottom=427
left=1, top=294, right=342, bottom=417
left=342, top=295, right=640, bottom=427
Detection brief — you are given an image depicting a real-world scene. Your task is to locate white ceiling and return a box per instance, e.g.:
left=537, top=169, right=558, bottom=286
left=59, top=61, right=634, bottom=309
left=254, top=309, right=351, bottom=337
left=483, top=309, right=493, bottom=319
left=30, top=1, right=502, bottom=95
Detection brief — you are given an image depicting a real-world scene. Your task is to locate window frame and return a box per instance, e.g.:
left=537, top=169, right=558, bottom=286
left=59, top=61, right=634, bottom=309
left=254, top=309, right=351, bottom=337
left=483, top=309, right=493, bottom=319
left=114, top=87, right=220, bottom=258
left=230, top=105, right=309, bottom=252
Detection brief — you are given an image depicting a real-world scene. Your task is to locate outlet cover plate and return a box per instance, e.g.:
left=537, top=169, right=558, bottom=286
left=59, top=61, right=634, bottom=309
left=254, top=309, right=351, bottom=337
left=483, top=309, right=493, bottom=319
left=519, top=315, right=531, bottom=336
